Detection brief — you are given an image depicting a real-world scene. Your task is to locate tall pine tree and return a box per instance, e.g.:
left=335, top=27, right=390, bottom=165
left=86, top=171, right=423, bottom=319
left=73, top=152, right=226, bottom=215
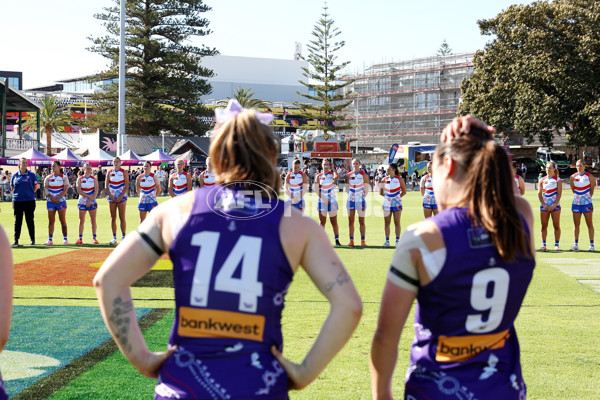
left=87, top=0, right=217, bottom=136
left=296, top=5, right=354, bottom=133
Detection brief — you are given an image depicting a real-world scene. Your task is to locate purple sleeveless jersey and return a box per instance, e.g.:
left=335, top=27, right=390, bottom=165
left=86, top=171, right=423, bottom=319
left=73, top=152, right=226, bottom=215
left=0, top=371, right=6, bottom=400
left=405, top=207, right=534, bottom=400
left=157, top=185, right=293, bottom=400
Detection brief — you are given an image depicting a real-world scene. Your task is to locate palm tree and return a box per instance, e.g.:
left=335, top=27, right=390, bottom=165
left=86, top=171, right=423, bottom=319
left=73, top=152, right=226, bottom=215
left=21, top=95, right=73, bottom=155
left=217, top=87, right=272, bottom=109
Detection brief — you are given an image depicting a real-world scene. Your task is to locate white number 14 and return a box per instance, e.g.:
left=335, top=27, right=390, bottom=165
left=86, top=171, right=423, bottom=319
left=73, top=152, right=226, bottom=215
left=190, top=231, right=263, bottom=313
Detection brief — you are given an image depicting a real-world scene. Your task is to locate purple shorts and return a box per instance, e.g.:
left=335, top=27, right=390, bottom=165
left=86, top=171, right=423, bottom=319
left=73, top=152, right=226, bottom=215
left=155, top=345, right=289, bottom=400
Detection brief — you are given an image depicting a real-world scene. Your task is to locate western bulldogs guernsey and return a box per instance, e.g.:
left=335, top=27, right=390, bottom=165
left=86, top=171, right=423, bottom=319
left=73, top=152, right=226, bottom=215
left=202, top=170, right=216, bottom=186
left=139, top=173, right=158, bottom=204
left=107, top=168, right=127, bottom=203
left=540, top=175, right=561, bottom=211
left=158, top=186, right=292, bottom=399
left=317, top=171, right=338, bottom=212
left=572, top=172, right=593, bottom=213
left=420, top=173, right=437, bottom=209
left=383, top=175, right=402, bottom=212
left=77, top=175, right=97, bottom=210
left=46, top=173, right=67, bottom=210
left=347, top=170, right=366, bottom=210
left=403, top=208, right=534, bottom=399
left=172, top=172, right=189, bottom=196
left=287, top=171, right=305, bottom=210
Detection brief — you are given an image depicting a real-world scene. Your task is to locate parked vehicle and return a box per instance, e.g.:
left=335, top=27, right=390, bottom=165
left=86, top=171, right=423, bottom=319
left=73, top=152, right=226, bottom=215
left=536, top=148, right=570, bottom=174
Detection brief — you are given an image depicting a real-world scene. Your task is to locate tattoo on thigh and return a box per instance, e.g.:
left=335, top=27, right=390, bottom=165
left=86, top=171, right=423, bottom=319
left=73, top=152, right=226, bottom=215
left=109, top=297, right=134, bottom=352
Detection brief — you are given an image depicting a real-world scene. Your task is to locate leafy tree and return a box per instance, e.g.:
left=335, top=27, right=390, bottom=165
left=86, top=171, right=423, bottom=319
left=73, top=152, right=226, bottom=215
left=217, top=87, right=272, bottom=109
left=437, top=39, right=452, bottom=56
left=296, top=4, right=354, bottom=133
left=87, top=0, right=218, bottom=136
left=21, top=96, right=72, bottom=155
left=459, top=0, right=600, bottom=147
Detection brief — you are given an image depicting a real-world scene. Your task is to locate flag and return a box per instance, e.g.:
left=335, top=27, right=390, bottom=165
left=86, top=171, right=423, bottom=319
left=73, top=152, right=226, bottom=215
left=388, top=144, right=399, bottom=164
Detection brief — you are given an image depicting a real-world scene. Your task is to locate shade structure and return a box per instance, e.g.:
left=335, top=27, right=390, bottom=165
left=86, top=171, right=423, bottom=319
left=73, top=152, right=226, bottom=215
left=53, top=148, right=84, bottom=167
left=176, top=149, right=206, bottom=167
left=141, top=149, right=176, bottom=166
left=118, top=150, right=143, bottom=166
left=11, top=148, right=55, bottom=166
left=83, top=148, right=114, bottom=167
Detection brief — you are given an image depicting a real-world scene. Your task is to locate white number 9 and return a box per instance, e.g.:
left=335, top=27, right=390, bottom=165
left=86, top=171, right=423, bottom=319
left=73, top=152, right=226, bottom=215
left=465, top=268, right=510, bottom=333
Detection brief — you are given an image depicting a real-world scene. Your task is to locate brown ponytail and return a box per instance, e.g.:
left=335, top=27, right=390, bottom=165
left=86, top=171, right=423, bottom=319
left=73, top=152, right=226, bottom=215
left=435, top=128, right=530, bottom=261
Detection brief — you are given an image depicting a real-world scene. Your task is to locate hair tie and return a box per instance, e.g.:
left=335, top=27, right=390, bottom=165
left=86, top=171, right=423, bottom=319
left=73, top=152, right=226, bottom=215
left=214, top=99, right=274, bottom=126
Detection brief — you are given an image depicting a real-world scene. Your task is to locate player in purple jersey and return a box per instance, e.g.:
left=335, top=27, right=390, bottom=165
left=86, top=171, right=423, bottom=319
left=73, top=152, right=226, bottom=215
left=0, top=225, right=13, bottom=400
left=94, top=99, right=362, bottom=400
left=371, top=116, right=535, bottom=400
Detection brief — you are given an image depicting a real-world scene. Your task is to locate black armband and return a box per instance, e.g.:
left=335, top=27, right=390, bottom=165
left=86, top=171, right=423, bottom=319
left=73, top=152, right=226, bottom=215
left=137, top=230, right=164, bottom=256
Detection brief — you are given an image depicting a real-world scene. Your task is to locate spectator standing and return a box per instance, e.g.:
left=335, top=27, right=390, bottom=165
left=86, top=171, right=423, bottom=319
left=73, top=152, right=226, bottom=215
left=521, top=163, right=528, bottom=178
left=10, top=158, right=39, bottom=246
left=97, top=167, right=105, bottom=198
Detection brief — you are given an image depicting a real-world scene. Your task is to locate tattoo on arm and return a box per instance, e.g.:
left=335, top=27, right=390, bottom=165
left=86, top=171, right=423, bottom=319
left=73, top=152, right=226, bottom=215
left=324, top=262, right=351, bottom=292
left=109, top=297, right=134, bottom=352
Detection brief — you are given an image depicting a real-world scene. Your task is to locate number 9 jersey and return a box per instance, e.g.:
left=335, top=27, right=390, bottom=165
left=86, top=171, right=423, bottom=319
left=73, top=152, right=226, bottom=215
left=389, top=207, right=535, bottom=400
left=157, top=185, right=292, bottom=400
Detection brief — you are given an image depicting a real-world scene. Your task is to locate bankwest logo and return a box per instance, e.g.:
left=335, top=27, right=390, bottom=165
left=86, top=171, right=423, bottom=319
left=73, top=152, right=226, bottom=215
left=436, top=330, right=510, bottom=363
left=178, top=306, right=265, bottom=342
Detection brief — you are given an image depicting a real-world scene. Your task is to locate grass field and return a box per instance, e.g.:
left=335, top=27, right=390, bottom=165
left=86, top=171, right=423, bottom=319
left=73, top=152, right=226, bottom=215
left=0, top=189, right=599, bottom=399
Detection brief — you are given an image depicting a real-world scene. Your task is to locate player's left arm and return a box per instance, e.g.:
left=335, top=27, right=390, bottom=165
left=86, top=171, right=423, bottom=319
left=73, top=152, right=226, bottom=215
left=94, top=206, right=175, bottom=378
left=302, top=173, right=309, bottom=197
left=399, top=177, right=407, bottom=197
left=58, top=178, right=69, bottom=202
left=519, top=176, right=525, bottom=196
left=556, top=177, right=563, bottom=204
left=363, top=172, right=370, bottom=195
left=186, top=173, right=192, bottom=192
left=590, top=174, right=595, bottom=197
left=118, top=172, right=130, bottom=202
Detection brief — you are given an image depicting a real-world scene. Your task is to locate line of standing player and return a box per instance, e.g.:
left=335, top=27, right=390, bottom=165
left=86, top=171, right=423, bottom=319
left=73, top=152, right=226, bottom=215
left=41, top=157, right=217, bottom=245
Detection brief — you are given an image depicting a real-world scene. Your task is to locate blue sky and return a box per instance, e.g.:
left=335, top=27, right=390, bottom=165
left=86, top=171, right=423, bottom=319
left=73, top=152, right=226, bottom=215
left=1, top=0, right=532, bottom=89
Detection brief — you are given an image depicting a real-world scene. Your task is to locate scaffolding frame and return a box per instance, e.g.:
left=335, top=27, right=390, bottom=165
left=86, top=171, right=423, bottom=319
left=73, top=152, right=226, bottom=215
left=342, top=52, right=475, bottom=148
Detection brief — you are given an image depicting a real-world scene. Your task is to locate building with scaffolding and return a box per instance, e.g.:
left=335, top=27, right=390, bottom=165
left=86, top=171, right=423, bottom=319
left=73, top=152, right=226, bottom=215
left=341, top=52, right=475, bottom=150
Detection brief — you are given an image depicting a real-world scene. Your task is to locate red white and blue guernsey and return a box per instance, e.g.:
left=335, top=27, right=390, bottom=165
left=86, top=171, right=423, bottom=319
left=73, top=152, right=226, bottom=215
left=156, top=185, right=292, bottom=400
left=383, top=175, right=402, bottom=212
left=316, top=171, right=338, bottom=212
left=172, top=172, right=189, bottom=196
left=77, top=175, right=97, bottom=211
left=202, top=170, right=216, bottom=187
left=420, top=173, right=437, bottom=209
left=390, top=208, right=534, bottom=399
left=347, top=170, right=367, bottom=211
left=138, top=173, right=158, bottom=211
left=540, top=175, right=561, bottom=211
left=107, top=168, right=127, bottom=203
left=46, top=173, right=67, bottom=211
left=571, top=172, right=593, bottom=213
left=286, top=171, right=305, bottom=210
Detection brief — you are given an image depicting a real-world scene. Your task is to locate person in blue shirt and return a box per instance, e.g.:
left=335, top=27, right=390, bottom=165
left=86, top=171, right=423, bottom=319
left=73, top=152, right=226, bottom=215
left=10, top=158, right=39, bottom=246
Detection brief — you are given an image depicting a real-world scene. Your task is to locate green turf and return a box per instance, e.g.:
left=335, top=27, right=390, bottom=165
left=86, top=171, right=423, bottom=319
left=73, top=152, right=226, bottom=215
left=2, top=190, right=599, bottom=399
